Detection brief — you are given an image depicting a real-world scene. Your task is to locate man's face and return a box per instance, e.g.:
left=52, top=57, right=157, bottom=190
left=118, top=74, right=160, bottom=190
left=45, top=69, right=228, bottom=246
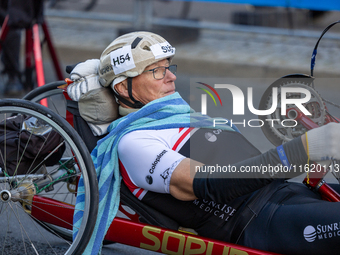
left=130, top=59, right=177, bottom=105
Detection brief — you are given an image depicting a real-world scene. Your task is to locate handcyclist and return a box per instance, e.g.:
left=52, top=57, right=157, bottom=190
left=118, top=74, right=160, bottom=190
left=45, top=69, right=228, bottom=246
left=71, top=31, right=340, bottom=255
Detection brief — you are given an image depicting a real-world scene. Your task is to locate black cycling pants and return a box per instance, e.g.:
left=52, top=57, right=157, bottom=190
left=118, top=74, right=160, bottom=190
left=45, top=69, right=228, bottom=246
left=239, top=182, right=340, bottom=255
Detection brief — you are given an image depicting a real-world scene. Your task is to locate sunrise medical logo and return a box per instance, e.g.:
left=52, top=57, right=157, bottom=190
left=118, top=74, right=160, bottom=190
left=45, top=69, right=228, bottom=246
left=196, top=82, right=222, bottom=115
left=303, top=222, right=340, bottom=242
left=304, top=225, right=317, bottom=242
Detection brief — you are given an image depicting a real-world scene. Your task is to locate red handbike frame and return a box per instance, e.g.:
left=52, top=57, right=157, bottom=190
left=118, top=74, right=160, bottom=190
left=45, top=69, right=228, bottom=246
left=27, top=81, right=339, bottom=255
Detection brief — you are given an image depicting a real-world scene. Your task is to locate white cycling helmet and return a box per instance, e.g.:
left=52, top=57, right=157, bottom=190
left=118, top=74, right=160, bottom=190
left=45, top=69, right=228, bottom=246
left=98, top=31, right=175, bottom=108
left=98, top=31, right=175, bottom=88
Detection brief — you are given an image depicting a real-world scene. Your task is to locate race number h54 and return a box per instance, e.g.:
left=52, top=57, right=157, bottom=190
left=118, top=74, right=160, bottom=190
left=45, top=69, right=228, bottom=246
left=201, top=84, right=312, bottom=116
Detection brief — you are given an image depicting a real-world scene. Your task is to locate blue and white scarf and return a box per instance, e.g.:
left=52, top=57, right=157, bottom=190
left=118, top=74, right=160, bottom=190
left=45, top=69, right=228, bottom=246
left=73, top=92, right=238, bottom=254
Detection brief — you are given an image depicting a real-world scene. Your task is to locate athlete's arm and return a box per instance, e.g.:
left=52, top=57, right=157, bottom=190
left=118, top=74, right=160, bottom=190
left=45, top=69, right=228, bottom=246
left=170, top=135, right=308, bottom=202
left=169, top=158, right=201, bottom=201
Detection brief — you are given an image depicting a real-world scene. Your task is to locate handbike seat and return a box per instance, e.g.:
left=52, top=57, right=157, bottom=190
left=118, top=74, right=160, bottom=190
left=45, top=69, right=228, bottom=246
left=120, top=182, right=179, bottom=230
left=67, top=100, right=179, bottom=230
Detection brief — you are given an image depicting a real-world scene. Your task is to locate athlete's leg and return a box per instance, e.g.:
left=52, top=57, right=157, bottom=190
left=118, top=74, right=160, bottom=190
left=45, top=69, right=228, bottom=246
left=239, top=182, right=340, bottom=255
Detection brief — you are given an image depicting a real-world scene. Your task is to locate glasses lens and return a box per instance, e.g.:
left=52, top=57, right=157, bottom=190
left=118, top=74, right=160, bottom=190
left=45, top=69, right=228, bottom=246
left=153, top=67, right=165, bottom=80
left=153, top=65, right=177, bottom=79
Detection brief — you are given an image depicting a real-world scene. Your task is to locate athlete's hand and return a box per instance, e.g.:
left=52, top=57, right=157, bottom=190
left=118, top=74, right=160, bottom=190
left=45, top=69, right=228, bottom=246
left=306, top=122, right=340, bottom=161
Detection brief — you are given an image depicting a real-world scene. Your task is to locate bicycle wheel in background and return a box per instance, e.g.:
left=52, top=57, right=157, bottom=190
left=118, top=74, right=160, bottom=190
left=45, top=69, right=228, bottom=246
left=0, top=99, right=98, bottom=254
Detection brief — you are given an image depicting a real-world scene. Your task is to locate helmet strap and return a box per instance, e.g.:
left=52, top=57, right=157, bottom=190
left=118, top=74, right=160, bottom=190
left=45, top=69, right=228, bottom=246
left=127, top=77, right=144, bottom=108
left=112, top=77, right=144, bottom=109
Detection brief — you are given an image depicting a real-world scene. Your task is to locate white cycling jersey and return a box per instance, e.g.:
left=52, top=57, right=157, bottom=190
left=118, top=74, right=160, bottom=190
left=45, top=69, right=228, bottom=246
left=118, top=127, right=195, bottom=200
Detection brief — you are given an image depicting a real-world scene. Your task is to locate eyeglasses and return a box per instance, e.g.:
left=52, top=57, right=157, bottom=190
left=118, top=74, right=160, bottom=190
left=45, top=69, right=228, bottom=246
left=143, top=65, right=177, bottom=80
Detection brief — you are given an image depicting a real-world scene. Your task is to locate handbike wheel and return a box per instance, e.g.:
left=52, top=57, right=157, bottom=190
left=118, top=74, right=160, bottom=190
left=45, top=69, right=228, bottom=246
left=24, top=81, right=100, bottom=243
left=257, top=74, right=323, bottom=146
left=24, top=82, right=112, bottom=245
left=23, top=80, right=67, bottom=118
left=0, top=99, right=98, bottom=254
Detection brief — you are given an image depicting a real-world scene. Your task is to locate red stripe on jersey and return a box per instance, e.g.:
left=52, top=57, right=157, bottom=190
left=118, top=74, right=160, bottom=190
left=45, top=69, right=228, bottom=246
left=135, top=189, right=144, bottom=197
left=119, top=160, right=141, bottom=193
left=172, top=127, right=193, bottom=151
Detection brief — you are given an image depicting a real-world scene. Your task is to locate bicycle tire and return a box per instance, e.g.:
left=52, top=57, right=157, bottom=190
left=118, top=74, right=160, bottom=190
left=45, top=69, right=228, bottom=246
left=258, top=74, right=316, bottom=146
left=24, top=82, right=118, bottom=246
left=23, top=81, right=66, bottom=117
left=0, top=99, right=98, bottom=254
left=23, top=81, right=65, bottom=101
left=23, top=82, right=80, bottom=243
